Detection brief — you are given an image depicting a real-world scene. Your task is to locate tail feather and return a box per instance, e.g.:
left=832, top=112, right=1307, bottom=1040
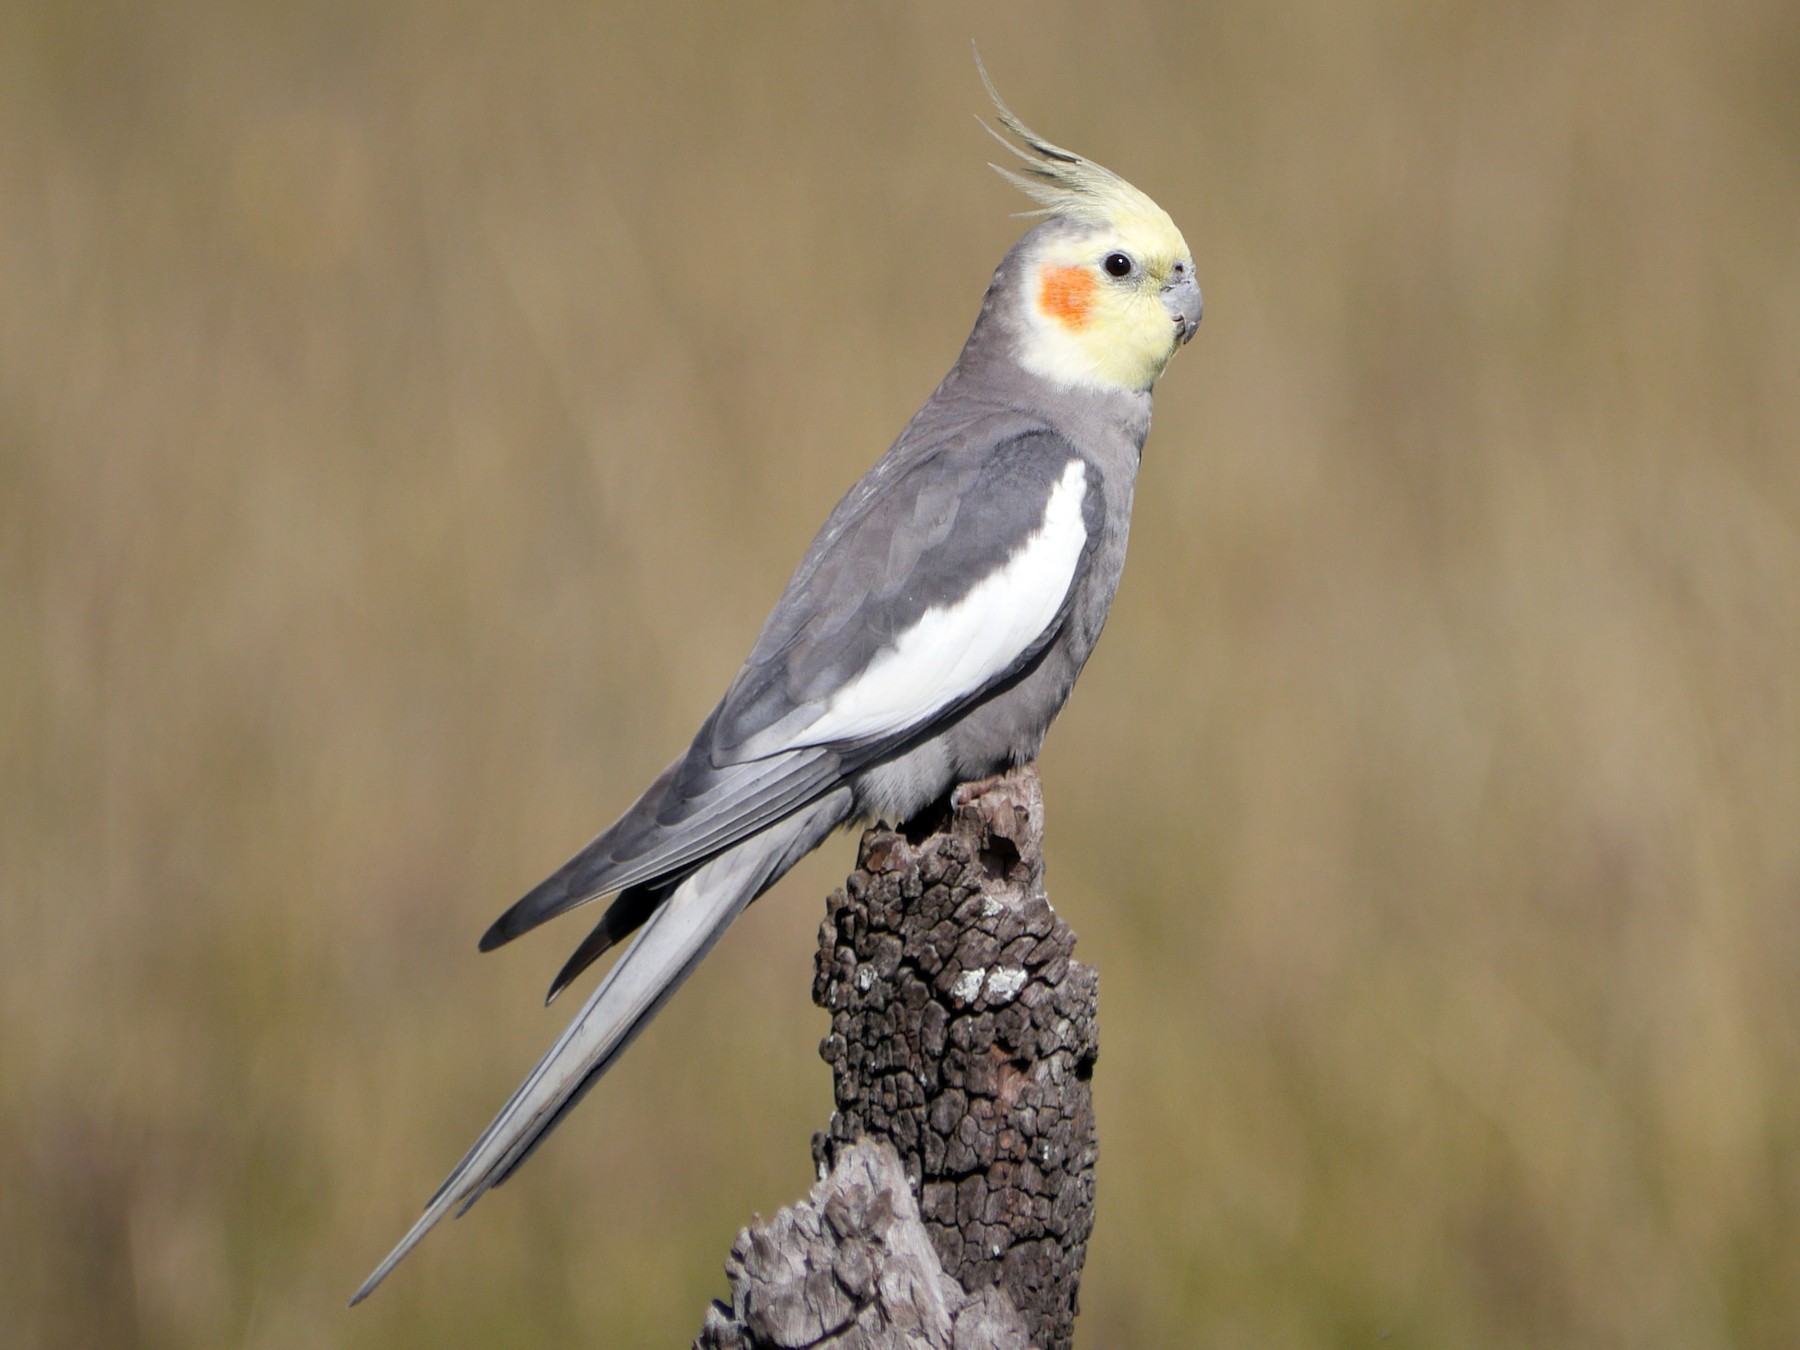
left=543, top=881, right=670, bottom=1006
left=350, top=788, right=852, bottom=1307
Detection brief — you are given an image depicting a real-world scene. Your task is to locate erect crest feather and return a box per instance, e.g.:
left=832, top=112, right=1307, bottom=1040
left=975, top=52, right=1178, bottom=238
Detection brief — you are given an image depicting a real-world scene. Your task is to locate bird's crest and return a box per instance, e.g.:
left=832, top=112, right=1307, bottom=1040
left=977, top=54, right=1179, bottom=243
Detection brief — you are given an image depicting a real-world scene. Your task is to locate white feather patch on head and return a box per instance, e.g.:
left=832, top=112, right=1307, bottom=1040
left=794, top=458, right=1090, bottom=748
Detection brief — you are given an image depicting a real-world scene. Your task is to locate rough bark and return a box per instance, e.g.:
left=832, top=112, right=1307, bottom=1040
left=694, top=1139, right=1030, bottom=1350
left=697, top=765, right=1099, bottom=1350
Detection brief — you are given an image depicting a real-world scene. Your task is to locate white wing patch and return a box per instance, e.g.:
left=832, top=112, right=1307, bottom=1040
left=795, top=458, right=1089, bottom=748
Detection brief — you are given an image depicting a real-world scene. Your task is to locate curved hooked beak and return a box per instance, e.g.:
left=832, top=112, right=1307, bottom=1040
left=1161, top=271, right=1203, bottom=346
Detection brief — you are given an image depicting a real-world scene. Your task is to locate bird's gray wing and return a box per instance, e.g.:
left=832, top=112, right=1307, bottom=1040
left=711, top=427, right=1102, bottom=763
left=482, top=428, right=1100, bottom=952
left=480, top=719, right=841, bottom=952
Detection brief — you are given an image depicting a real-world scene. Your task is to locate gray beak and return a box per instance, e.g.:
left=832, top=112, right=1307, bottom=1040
left=1162, top=271, right=1203, bottom=345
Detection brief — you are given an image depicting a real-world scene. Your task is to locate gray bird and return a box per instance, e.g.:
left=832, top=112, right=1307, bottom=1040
left=352, top=74, right=1200, bottom=1304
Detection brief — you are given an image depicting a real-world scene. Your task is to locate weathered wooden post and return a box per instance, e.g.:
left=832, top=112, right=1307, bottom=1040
left=698, top=766, right=1099, bottom=1350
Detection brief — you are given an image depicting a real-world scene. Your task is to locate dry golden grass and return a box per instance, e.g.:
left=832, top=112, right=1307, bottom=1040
left=4, top=2, right=1797, bottom=1346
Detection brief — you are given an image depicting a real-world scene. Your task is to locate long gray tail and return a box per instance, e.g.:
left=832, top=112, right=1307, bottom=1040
left=350, top=787, right=852, bottom=1305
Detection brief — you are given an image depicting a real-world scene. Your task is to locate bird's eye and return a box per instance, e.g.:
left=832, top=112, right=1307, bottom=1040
left=1103, top=252, right=1134, bottom=279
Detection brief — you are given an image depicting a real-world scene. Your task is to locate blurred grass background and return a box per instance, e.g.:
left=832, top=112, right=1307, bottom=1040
left=4, top=1, right=1798, bottom=1346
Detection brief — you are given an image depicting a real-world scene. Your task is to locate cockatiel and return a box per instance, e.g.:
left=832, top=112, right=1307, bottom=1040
left=353, top=68, right=1200, bottom=1303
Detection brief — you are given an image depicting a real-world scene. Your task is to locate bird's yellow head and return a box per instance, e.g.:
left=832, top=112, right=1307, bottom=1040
left=982, top=66, right=1201, bottom=394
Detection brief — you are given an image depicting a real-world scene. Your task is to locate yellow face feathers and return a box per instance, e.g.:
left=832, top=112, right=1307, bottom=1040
left=979, top=61, right=1198, bottom=392
left=1016, top=229, right=1196, bottom=391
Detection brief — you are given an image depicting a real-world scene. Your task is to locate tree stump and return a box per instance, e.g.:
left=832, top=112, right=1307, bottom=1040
left=694, top=1139, right=1031, bottom=1350
left=697, top=766, right=1099, bottom=1350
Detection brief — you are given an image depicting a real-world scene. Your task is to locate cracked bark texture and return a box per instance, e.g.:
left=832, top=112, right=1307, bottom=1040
left=695, top=1139, right=1030, bottom=1350
left=697, top=767, right=1097, bottom=1350
left=698, top=770, right=1094, bottom=1350
left=814, top=765, right=1098, bottom=1350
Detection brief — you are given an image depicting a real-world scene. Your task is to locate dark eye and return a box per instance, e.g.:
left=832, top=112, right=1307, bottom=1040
left=1103, top=251, right=1134, bottom=279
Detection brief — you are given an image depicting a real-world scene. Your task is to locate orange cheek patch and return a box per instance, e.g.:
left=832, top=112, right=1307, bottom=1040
left=1038, top=266, right=1097, bottom=330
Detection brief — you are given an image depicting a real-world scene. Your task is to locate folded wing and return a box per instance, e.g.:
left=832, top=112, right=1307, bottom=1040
left=484, top=429, right=1099, bottom=952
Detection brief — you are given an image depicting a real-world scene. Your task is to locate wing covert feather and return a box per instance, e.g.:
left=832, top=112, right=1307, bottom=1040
left=712, top=430, right=1099, bottom=764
